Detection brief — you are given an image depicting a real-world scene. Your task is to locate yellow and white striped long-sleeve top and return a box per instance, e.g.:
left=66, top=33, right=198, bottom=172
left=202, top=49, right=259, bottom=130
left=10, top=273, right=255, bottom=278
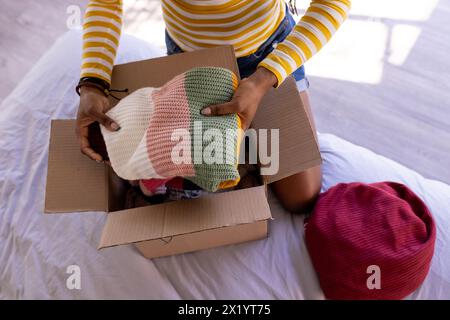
left=81, top=0, right=351, bottom=87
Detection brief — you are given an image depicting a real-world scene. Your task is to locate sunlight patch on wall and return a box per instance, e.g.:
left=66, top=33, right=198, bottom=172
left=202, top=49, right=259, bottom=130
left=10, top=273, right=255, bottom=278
left=349, top=0, right=438, bottom=21
left=305, top=19, right=388, bottom=84
left=388, top=24, right=422, bottom=66
left=295, top=0, right=438, bottom=21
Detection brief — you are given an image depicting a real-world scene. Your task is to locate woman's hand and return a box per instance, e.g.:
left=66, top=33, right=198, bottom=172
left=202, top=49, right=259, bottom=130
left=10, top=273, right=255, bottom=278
left=201, top=67, right=277, bottom=129
left=76, top=86, right=120, bottom=162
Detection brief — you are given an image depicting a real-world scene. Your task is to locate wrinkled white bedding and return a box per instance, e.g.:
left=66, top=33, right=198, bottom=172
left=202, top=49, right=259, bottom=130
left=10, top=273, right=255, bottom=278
left=0, top=31, right=449, bottom=300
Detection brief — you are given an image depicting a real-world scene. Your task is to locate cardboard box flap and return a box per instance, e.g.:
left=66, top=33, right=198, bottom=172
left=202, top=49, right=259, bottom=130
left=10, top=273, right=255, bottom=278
left=45, top=120, right=108, bottom=213
left=98, top=185, right=271, bottom=249
left=251, top=77, right=322, bottom=184
left=108, top=45, right=240, bottom=104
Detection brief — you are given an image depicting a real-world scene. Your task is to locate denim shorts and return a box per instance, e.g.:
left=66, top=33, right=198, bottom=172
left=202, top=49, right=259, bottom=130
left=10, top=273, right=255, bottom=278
left=165, top=9, right=309, bottom=91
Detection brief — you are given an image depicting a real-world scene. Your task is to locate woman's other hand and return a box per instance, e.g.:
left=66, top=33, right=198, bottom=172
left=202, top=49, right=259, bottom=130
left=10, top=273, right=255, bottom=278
left=201, top=67, right=277, bottom=129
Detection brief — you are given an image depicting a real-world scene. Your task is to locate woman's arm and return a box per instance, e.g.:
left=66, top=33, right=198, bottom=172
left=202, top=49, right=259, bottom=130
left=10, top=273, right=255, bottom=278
left=80, top=0, right=123, bottom=84
left=76, top=0, right=123, bottom=162
left=259, top=0, right=351, bottom=87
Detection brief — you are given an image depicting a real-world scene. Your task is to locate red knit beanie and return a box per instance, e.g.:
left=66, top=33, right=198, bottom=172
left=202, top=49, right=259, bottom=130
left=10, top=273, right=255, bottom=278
left=305, top=182, right=436, bottom=300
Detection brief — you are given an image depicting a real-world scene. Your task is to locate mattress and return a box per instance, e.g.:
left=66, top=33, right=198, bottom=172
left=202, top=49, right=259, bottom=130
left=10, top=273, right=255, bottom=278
left=0, top=30, right=449, bottom=299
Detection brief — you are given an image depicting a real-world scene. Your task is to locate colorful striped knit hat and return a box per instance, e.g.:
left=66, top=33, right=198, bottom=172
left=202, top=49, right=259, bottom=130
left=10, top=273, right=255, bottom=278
left=101, top=67, right=243, bottom=192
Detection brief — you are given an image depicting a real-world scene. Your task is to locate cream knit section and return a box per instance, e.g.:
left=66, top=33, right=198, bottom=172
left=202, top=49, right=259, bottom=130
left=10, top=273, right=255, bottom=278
left=101, top=87, right=164, bottom=180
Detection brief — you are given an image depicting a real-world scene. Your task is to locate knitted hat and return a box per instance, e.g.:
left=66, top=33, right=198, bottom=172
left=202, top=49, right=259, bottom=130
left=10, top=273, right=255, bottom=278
left=101, top=67, right=243, bottom=192
left=305, top=182, right=436, bottom=300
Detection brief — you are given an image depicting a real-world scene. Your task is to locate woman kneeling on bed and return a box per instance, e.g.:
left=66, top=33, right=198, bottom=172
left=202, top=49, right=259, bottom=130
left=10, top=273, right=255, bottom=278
left=76, top=0, right=351, bottom=213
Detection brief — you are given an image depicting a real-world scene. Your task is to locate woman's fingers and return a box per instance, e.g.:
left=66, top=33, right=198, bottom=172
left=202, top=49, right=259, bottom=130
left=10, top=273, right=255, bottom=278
left=76, top=125, right=103, bottom=162
left=201, top=100, right=248, bottom=128
left=201, top=100, right=241, bottom=116
left=91, top=110, right=120, bottom=131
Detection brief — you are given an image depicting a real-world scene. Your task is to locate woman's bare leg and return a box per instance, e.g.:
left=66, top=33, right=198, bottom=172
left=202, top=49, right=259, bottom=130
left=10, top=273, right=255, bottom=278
left=270, top=89, right=322, bottom=213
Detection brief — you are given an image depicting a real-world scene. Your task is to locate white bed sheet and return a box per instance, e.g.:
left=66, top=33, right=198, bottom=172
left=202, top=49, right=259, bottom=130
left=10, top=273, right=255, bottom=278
left=0, top=31, right=449, bottom=300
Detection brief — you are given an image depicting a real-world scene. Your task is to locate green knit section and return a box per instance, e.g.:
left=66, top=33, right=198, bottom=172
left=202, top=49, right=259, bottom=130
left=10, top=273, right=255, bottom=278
left=184, top=67, right=240, bottom=192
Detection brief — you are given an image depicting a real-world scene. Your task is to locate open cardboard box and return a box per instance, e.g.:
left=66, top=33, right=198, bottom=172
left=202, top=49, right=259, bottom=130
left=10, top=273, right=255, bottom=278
left=44, top=46, right=322, bottom=259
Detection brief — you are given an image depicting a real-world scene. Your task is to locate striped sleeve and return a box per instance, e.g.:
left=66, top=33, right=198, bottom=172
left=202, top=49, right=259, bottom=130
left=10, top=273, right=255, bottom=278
left=80, top=0, right=123, bottom=84
left=259, top=0, right=351, bottom=87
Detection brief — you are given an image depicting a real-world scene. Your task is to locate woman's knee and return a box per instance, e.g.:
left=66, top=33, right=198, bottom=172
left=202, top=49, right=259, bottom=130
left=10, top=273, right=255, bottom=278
left=270, top=165, right=322, bottom=214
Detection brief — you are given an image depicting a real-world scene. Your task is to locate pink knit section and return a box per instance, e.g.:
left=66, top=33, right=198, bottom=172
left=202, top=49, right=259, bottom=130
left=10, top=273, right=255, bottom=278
left=146, top=73, right=195, bottom=178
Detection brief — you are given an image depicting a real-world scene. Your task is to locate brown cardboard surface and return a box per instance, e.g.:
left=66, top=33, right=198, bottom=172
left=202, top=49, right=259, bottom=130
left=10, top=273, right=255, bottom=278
left=45, top=120, right=108, bottom=213
left=134, top=220, right=268, bottom=259
left=251, top=77, right=322, bottom=184
left=98, top=185, right=271, bottom=248
left=44, top=45, right=320, bottom=258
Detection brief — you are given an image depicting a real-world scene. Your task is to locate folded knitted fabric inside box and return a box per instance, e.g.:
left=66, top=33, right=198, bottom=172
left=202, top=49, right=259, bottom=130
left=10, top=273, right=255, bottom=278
left=101, top=67, right=243, bottom=192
